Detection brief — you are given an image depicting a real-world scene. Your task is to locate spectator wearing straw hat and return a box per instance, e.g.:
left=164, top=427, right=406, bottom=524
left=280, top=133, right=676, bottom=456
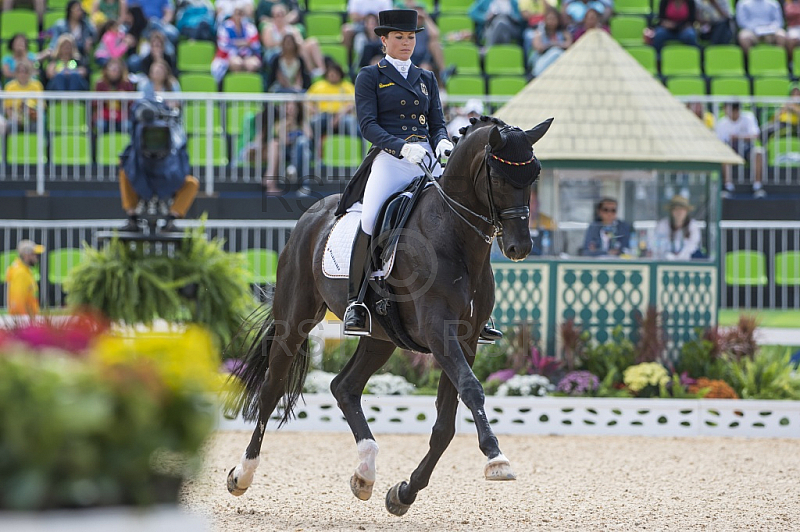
left=5, top=240, right=43, bottom=317
left=651, top=195, right=703, bottom=260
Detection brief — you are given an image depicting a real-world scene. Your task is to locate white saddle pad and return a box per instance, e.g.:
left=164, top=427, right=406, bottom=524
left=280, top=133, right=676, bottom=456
left=322, top=206, right=399, bottom=280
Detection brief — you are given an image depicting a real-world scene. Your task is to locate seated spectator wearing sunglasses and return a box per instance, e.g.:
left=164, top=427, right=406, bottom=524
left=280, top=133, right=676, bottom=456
left=581, top=197, right=632, bottom=257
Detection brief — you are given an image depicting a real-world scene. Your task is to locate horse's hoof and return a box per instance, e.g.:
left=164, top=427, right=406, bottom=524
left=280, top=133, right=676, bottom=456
left=385, top=481, right=412, bottom=516
left=484, top=454, right=517, bottom=481
left=350, top=473, right=374, bottom=501
left=227, top=467, right=248, bottom=496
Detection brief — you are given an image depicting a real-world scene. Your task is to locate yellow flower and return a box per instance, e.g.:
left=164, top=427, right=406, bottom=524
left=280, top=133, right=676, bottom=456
left=623, top=362, right=670, bottom=392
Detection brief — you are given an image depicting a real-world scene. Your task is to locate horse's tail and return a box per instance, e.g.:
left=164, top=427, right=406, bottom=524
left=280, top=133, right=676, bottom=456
left=223, top=303, right=310, bottom=427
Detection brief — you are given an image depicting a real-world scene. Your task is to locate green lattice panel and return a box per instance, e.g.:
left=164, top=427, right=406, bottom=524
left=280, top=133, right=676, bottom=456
left=656, top=265, right=717, bottom=363
left=492, top=262, right=549, bottom=343
left=555, top=263, right=650, bottom=349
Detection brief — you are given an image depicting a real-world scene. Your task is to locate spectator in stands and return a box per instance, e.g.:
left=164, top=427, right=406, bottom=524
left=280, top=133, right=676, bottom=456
left=175, top=0, right=215, bottom=41
left=355, top=13, right=384, bottom=69
left=266, top=34, right=310, bottom=93
left=581, top=197, right=632, bottom=257
left=94, top=19, right=135, bottom=67
left=5, top=239, right=43, bottom=317
left=528, top=7, right=572, bottom=76
left=263, top=101, right=312, bottom=193
left=211, top=7, right=262, bottom=83
left=520, top=0, right=555, bottom=28
left=48, top=1, right=97, bottom=59
left=3, top=1, right=45, bottom=25
left=694, top=0, right=733, bottom=45
left=687, top=101, right=715, bottom=129
left=469, top=0, right=526, bottom=46
left=785, top=0, right=800, bottom=54
left=572, top=8, right=608, bottom=40
left=89, top=0, right=128, bottom=27
left=447, top=98, right=484, bottom=139
left=306, top=58, right=359, bottom=140
left=4, top=60, right=43, bottom=132
left=651, top=0, right=698, bottom=52
left=651, top=195, right=702, bottom=260
left=215, top=0, right=253, bottom=23
left=343, top=0, right=393, bottom=54
left=716, top=101, right=766, bottom=198
left=407, top=2, right=445, bottom=76
left=94, top=57, right=135, bottom=132
left=763, top=83, right=800, bottom=140
left=45, top=35, right=90, bottom=91
left=255, top=0, right=300, bottom=26
left=139, top=59, right=181, bottom=109
left=562, top=0, right=608, bottom=27
left=127, top=0, right=180, bottom=44
left=132, top=30, right=175, bottom=78
left=261, top=4, right=324, bottom=74
left=2, top=34, right=41, bottom=83
left=736, top=0, right=785, bottom=53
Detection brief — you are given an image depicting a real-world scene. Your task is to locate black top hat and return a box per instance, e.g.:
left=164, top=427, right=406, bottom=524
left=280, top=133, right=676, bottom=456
left=374, top=9, right=424, bottom=36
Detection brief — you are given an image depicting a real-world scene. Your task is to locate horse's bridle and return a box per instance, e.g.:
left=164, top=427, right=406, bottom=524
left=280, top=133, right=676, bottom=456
left=422, top=132, right=535, bottom=244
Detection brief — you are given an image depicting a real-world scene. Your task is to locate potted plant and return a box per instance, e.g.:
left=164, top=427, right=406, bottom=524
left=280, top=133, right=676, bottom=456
left=0, top=315, right=220, bottom=529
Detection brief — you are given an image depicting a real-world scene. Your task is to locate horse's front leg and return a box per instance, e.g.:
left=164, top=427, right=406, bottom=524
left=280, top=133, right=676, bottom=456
left=330, top=337, right=396, bottom=501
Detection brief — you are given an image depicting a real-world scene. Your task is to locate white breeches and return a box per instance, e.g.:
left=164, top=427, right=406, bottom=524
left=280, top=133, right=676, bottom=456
left=360, top=142, right=443, bottom=236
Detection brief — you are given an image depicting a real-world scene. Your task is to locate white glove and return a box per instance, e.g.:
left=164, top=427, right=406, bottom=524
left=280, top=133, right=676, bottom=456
left=400, top=142, right=427, bottom=164
left=436, top=139, right=454, bottom=159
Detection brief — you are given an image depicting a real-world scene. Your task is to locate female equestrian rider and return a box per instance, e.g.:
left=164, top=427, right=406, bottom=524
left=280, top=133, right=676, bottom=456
left=342, top=9, right=499, bottom=344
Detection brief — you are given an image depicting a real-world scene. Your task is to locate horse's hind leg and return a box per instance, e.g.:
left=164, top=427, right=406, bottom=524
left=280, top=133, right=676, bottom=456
left=329, top=337, right=396, bottom=501
left=385, top=374, right=459, bottom=516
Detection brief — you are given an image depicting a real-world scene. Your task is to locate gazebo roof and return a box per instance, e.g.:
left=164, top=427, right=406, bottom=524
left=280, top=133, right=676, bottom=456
left=494, top=29, right=743, bottom=167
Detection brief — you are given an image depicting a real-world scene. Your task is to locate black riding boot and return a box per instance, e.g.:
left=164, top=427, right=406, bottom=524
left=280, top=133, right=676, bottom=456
left=343, top=226, right=372, bottom=336
left=478, top=323, right=503, bottom=344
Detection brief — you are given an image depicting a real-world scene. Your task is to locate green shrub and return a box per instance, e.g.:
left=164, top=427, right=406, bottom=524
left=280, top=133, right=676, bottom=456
left=727, top=346, right=800, bottom=400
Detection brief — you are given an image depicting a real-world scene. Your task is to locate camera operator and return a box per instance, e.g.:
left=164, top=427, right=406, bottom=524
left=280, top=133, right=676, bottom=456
left=118, top=92, right=198, bottom=232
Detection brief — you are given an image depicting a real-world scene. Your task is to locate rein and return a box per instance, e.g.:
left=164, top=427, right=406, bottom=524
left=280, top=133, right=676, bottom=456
left=420, top=140, right=531, bottom=245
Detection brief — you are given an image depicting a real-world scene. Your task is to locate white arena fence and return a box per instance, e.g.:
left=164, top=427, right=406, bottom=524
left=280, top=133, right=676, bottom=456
left=0, top=93, right=798, bottom=193
left=0, top=219, right=796, bottom=312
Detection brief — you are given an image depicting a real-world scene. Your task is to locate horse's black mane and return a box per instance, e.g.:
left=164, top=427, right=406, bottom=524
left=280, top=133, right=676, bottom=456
left=452, top=115, right=508, bottom=145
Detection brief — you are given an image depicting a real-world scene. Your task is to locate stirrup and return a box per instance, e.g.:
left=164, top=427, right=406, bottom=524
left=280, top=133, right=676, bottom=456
left=478, top=323, right=503, bottom=344
left=343, top=302, right=372, bottom=337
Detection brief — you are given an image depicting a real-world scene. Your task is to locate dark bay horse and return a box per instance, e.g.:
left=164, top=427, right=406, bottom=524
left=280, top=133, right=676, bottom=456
left=225, top=116, right=553, bottom=515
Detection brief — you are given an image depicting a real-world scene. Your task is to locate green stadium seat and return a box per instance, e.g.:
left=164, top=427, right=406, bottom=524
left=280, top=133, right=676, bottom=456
left=610, top=16, right=646, bottom=47
left=437, top=14, right=473, bottom=36
left=322, top=134, right=363, bottom=168
left=47, top=102, right=88, bottom=134
left=1, top=10, right=38, bottom=40
left=767, top=136, right=800, bottom=167
left=488, top=76, right=527, bottom=95
left=443, top=43, right=481, bottom=75
left=243, top=249, right=278, bottom=284
left=319, top=43, right=348, bottom=69
left=222, top=72, right=264, bottom=92
left=183, top=101, right=223, bottom=134
left=43, top=11, right=61, bottom=32
left=775, top=251, right=800, bottom=285
left=47, top=248, right=83, bottom=285
left=613, top=0, right=652, bottom=15
left=753, top=77, right=790, bottom=97
left=181, top=73, right=218, bottom=92
left=226, top=103, right=261, bottom=136
left=7, top=133, right=40, bottom=165
left=710, top=77, right=750, bottom=96
left=725, top=250, right=767, bottom=286
left=484, top=44, right=525, bottom=75
left=177, top=40, right=216, bottom=73
left=447, top=74, right=485, bottom=95
left=627, top=45, right=657, bottom=74
left=666, top=76, right=706, bottom=96
left=47, top=0, right=69, bottom=9
left=91, top=71, right=103, bottom=89
left=793, top=48, right=800, bottom=77
left=305, top=13, right=342, bottom=43
left=51, top=134, right=91, bottom=165
left=96, top=133, right=130, bottom=165
left=306, top=0, right=346, bottom=11
left=661, top=45, right=701, bottom=76
left=703, top=45, right=745, bottom=77
left=188, top=135, right=228, bottom=166
left=748, top=45, right=788, bottom=77
left=438, top=0, right=473, bottom=13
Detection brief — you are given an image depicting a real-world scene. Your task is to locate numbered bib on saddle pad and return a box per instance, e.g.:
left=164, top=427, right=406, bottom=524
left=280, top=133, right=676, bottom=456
left=322, top=208, right=400, bottom=280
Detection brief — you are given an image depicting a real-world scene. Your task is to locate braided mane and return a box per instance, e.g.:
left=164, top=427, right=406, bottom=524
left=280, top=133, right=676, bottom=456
left=451, top=115, right=508, bottom=145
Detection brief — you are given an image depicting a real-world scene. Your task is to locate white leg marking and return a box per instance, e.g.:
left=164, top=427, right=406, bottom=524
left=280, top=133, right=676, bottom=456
left=356, top=439, right=379, bottom=482
left=233, top=452, right=260, bottom=489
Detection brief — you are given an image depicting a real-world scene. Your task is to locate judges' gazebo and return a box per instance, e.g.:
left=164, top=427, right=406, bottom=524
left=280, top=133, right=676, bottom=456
left=491, top=29, right=743, bottom=359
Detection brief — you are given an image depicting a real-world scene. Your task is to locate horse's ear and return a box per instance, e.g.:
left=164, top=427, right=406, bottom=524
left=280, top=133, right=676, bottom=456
left=488, top=126, right=505, bottom=150
left=525, top=117, right=554, bottom=145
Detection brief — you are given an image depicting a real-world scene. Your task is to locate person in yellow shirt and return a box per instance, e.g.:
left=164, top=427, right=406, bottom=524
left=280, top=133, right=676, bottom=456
left=3, top=59, right=44, bottom=132
left=5, top=239, right=43, bottom=317
left=306, top=58, right=359, bottom=138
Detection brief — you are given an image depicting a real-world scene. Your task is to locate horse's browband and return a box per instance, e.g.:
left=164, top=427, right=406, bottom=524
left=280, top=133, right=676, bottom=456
left=489, top=153, right=537, bottom=166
